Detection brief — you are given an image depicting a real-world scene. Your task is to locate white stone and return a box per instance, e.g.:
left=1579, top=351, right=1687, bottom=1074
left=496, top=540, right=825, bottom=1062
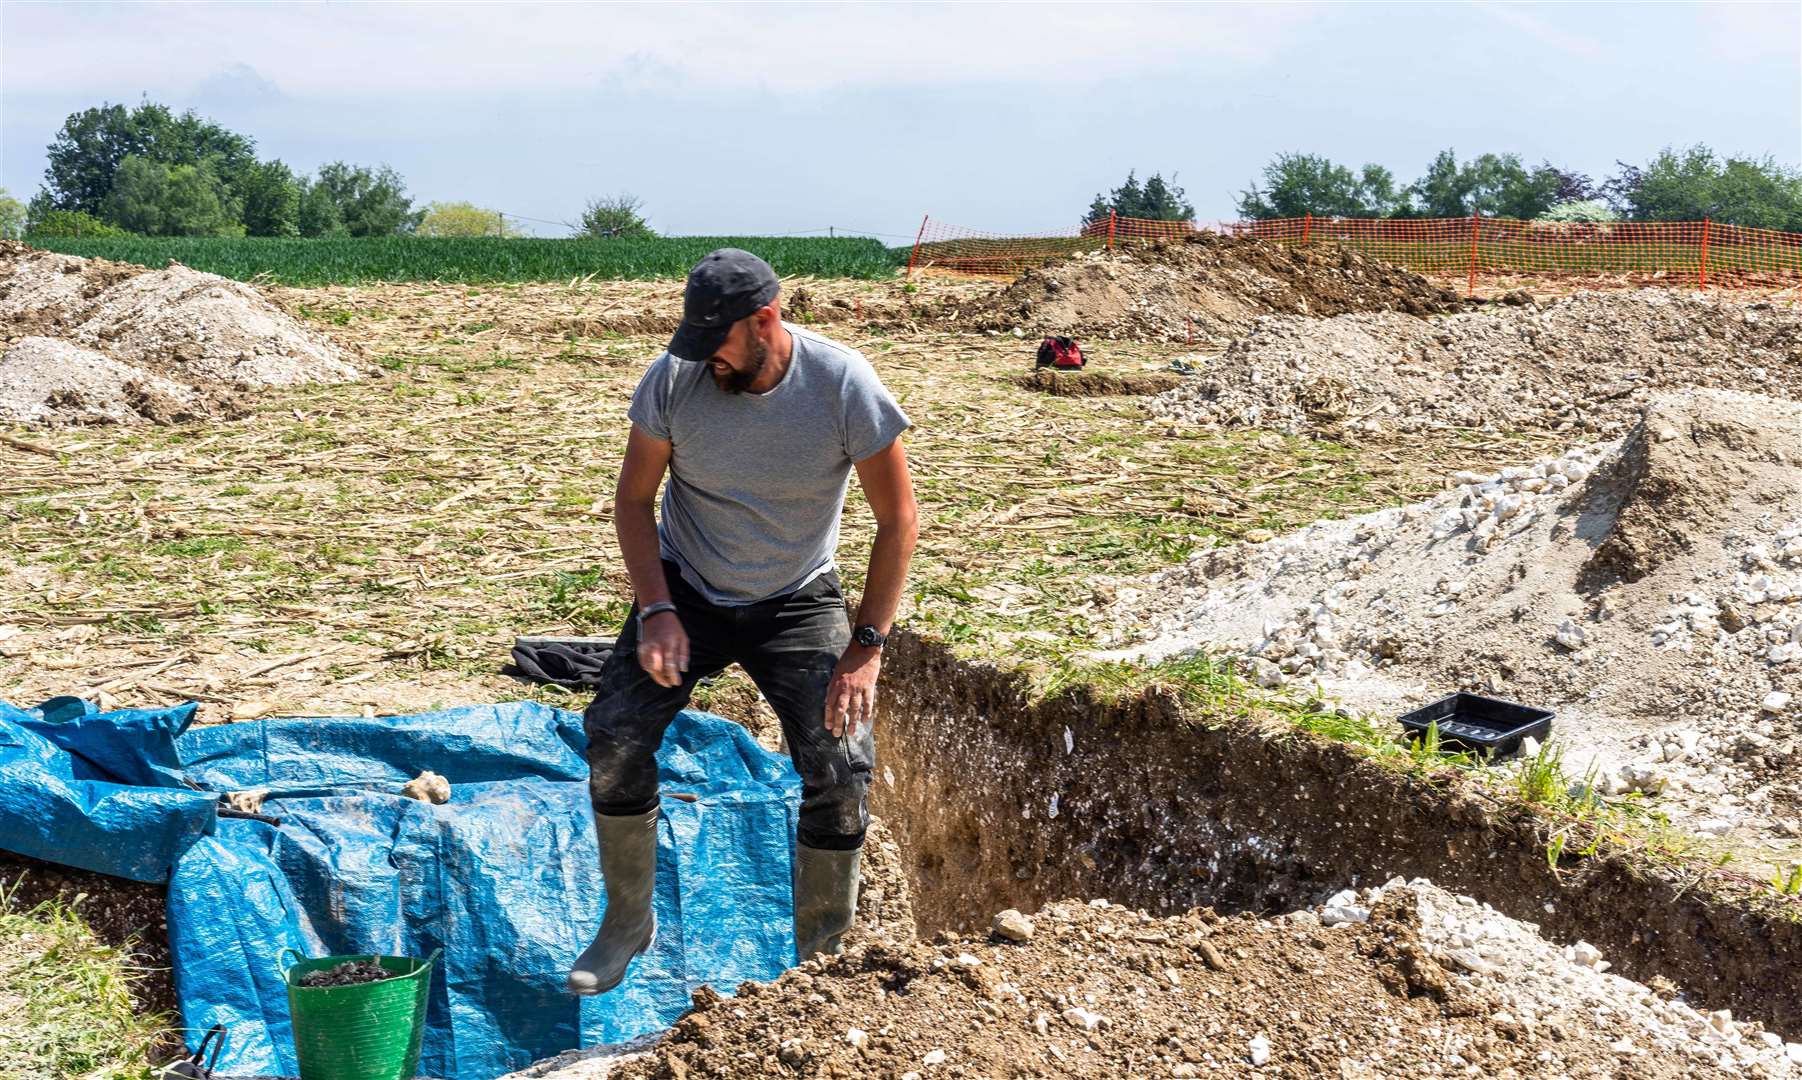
left=1061, top=1006, right=1103, bottom=1031
left=1249, top=1033, right=1272, bottom=1067
left=1554, top=619, right=1588, bottom=651
left=845, top=1028, right=868, bottom=1048
left=992, top=909, right=1034, bottom=943
left=923, top=1049, right=946, bottom=1066
left=1570, top=940, right=1604, bottom=968
left=1321, top=889, right=1371, bottom=926
left=1762, top=691, right=1792, bottom=713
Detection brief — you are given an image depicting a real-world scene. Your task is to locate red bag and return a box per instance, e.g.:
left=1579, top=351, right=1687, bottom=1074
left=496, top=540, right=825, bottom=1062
left=1036, top=336, right=1085, bottom=370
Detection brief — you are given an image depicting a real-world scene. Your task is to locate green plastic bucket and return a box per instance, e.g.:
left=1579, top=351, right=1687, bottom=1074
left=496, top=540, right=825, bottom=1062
left=281, top=948, right=439, bottom=1080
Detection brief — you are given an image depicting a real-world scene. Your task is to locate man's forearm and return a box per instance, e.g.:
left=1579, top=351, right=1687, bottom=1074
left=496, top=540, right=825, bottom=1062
left=615, top=500, right=672, bottom=607
left=853, top=520, right=917, bottom=633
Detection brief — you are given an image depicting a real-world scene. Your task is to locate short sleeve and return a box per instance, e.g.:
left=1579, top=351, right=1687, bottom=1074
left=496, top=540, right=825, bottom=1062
left=841, top=357, right=912, bottom=462
left=627, top=353, right=673, bottom=441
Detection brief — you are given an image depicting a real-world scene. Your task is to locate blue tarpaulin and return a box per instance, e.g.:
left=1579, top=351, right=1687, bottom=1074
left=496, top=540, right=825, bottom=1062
left=0, top=696, right=804, bottom=1079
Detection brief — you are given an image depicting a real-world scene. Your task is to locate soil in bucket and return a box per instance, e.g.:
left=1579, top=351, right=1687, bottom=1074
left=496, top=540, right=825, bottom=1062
left=299, top=959, right=402, bottom=988
left=284, top=948, right=437, bottom=1080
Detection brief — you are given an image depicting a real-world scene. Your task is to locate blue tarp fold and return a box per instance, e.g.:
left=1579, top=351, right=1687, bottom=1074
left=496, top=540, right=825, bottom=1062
left=0, top=697, right=803, bottom=1079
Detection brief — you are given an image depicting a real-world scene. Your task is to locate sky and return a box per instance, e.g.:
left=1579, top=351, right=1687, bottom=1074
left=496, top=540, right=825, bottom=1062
left=2, top=1, right=1799, bottom=239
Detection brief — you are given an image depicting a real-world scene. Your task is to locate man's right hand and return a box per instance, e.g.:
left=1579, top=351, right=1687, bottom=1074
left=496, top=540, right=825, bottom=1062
left=637, top=611, right=690, bottom=688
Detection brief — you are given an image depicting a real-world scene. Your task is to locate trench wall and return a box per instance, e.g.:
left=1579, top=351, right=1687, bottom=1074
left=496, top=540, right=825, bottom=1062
left=874, top=629, right=1802, bottom=1034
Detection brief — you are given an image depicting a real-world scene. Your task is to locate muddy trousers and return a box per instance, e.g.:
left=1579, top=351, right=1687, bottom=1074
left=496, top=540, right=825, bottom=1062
left=583, top=561, right=873, bottom=851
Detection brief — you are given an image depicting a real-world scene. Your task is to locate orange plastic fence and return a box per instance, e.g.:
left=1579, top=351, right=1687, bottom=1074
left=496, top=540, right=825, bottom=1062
left=908, top=212, right=1802, bottom=293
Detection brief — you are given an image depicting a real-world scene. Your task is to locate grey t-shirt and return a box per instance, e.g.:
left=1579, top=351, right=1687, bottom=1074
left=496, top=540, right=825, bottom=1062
left=626, top=323, right=911, bottom=606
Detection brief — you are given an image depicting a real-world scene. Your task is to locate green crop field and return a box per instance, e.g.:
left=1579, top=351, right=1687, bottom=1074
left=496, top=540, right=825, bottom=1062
left=25, top=235, right=906, bottom=285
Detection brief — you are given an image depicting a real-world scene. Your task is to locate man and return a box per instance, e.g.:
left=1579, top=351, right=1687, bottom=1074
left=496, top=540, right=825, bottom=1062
left=567, top=249, right=918, bottom=996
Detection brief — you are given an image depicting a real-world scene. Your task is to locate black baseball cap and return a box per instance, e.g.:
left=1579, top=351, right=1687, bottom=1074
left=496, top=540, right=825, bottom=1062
left=666, top=248, right=780, bottom=362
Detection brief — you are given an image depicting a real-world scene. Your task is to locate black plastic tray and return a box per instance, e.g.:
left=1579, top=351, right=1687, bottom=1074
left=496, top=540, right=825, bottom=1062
left=1398, top=692, right=1553, bottom=757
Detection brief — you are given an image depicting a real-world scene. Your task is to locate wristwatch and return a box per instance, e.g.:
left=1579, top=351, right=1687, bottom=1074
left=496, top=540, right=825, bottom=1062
left=853, top=624, right=887, bottom=648
left=636, top=601, right=678, bottom=630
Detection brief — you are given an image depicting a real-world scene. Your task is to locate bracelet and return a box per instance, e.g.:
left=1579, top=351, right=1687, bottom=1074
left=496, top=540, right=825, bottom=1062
left=636, top=601, right=678, bottom=628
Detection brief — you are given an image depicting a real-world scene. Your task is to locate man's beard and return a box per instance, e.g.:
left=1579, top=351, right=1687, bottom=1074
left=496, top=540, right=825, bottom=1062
left=712, top=334, right=768, bottom=394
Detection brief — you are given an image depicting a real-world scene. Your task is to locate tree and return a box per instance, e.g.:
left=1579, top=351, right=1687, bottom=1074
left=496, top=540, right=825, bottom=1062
left=417, top=201, right=517, bottom=237
left=100, top=154, right=241, bottom=236
left=240, top=160, right=302, bottom=237
left=1543, top=163, right=1597, bottom=204
left=1409, top=150, right=1473, bottom=218
left=1406, top=150, right=1560, bottom=219
left=0, top=188, right=24, bottom=240
left=311, top=162, right=420, bottom=236
left=42, top=100, right=257, bottom=218
left=296, top=179, right=345, bottom=237
left=25, top=208, right=128, bottom=238
left=1086, top=171, right=1194, bottom=223
left=1236, top=154, right=1405, bottom=219
left=579, top=194, right=654, bottom=239
left=1614, top=144, right=1802, bottom=230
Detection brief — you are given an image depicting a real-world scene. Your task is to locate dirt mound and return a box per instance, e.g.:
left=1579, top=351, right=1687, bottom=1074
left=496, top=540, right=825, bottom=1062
left=615, top=881, right=1791, bottom=1079
left=0, top=337, right=250, bottom=425
left=981, top=233, right=1462, bottom=343
left=1152, top=290, right=1802, bottom=438
left=0, top=240, right=146, bottom=334
left=1102, top=389, right=1802, bottom=846
left=0, top=243, right=361, bottom=425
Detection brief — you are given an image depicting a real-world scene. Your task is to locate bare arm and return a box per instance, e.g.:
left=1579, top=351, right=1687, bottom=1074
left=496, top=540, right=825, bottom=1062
left=615, top=424, right=687, bottom=686
left=824, top=438, right=918, bottom=737
left=850, top=439, right=918, bottom=635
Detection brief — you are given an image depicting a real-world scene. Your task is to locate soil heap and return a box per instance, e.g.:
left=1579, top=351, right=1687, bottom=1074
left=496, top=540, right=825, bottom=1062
left=981, top=233, right=1462, bottom=343
left=613, top=881, right=1800, bottom=1079
left=1150, top=290, right=1802, bottom=438
left=0, top=241, right=362, bottom=425
left=1101, top=389, right=1802, bottom=843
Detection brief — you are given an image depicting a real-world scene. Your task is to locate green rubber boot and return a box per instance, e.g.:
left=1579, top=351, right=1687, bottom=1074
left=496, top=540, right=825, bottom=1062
left=567, top=808, right=658, bottom=995
left=793, top=843, right=862, bottom=963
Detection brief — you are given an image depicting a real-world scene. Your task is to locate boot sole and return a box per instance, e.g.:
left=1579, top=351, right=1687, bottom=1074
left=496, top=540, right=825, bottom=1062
left=566, top=913, right=656, bottom=996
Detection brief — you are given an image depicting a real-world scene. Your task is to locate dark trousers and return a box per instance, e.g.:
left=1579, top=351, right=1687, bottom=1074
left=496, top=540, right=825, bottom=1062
left=583, top=561, right=872, bottom=850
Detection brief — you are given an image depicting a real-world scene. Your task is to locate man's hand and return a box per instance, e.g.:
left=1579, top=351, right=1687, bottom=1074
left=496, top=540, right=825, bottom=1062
left=637, top=611, right=690, bottom=688
left=824, top=644, right=880, bottom=738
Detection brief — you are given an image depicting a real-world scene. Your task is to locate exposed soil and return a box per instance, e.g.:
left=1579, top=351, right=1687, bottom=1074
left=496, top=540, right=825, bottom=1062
left=1100, top=390, right=1802, bottom=854
left=1150, top=290, right=1802, bottom=439
left=297, top=957, right=401, bottom=987
left=872, top=628, right=1802, bottom=1038
left=980, top=234, right=1463, bottom=344
left=1010, top=369, right=1183, bottom=397
left=618, top=882, right=1796, bottom=1079
left=0, top=849, right=184, bottom=1059
left=0, top=242, right=362, bottom=425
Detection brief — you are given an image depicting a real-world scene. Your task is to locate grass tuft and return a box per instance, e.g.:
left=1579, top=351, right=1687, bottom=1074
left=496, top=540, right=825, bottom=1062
left=0, top=880, right=170, bottom=1079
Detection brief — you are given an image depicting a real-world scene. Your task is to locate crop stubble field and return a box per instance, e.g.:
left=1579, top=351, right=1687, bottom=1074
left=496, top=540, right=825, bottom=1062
left=0, top=274, right=1552, bottom=721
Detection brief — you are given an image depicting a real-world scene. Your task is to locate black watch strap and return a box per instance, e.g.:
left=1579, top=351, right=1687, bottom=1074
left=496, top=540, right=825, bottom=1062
left=853, top=624, right=886, bottom=648
left=636, top=601, right=678, bottom=629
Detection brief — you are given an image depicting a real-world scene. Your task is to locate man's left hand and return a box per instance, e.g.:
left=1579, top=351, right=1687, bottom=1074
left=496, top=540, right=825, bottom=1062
left=824, top=644, right=880, bottom=738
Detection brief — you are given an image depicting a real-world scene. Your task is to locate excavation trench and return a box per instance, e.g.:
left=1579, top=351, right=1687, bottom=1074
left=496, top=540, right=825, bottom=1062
left=873, top=629, right=1802, bottom=1037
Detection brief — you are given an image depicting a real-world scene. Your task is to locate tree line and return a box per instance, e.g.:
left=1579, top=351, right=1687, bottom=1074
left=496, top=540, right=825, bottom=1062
left=1086, top=147, right=1802, bottom=231
left=0, top=100, right=653, bottom=240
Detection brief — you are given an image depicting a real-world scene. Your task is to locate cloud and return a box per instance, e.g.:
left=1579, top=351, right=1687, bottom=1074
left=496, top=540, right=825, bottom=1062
left=1472, top=2, right=1601, bottom=58
left=3, top=2, right=1315, bottom=100
left=193, top=63, right=285, bottom=106
left=1696, top=1, right=1802, bottom=60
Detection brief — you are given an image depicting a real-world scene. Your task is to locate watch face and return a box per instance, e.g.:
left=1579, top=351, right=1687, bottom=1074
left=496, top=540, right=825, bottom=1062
left=856, top=626, right=882, bottom=646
